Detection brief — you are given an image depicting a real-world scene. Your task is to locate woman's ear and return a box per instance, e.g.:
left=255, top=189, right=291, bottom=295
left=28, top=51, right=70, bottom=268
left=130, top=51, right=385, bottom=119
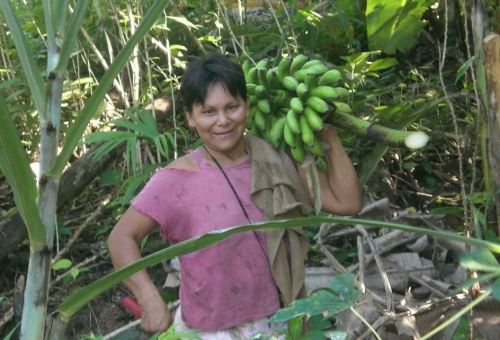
left=184, top=108, right=195, bottom=128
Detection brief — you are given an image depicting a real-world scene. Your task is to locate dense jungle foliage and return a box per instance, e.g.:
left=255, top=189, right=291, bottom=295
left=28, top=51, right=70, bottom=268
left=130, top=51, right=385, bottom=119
left=1, top=0, right=500, bottom=339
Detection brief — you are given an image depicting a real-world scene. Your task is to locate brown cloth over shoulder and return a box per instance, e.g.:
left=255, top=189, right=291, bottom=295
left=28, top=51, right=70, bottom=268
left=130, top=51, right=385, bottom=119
left=245, top=135, right=313, bottom=307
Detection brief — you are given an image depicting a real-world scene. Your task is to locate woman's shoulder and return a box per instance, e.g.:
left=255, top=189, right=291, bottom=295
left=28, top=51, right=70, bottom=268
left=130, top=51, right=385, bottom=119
left=165, top=152, right=199, bottom=171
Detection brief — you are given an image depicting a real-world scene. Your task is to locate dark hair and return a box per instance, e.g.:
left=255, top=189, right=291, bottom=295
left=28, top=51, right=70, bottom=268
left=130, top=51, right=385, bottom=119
left=180, top=53, right=247, bottom=112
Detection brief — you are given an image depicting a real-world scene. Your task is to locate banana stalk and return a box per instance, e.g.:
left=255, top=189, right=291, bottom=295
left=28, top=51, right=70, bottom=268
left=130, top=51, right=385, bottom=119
left=328, top=111, right=429, bottom=149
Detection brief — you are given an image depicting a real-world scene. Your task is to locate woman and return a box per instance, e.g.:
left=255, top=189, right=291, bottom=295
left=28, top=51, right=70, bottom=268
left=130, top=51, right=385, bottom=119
left=107, top=53, right=362, bottom=338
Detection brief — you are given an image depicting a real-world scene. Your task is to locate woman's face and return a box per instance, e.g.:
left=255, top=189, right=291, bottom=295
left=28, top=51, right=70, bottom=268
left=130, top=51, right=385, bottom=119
left=186, top=82, right=249, bottom=158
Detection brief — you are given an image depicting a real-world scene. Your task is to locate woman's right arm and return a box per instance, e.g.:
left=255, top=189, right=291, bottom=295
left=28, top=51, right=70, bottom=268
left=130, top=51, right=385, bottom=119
left=107, top=206, right=173, bottom=334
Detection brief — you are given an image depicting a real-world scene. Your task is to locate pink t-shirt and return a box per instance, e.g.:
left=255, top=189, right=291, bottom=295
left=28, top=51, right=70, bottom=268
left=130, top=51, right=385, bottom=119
left=131, top=149, right=281, bottom=331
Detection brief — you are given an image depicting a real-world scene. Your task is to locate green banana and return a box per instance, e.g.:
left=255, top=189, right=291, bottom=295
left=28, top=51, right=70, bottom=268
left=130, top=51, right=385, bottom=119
left=304, top=106, right=324, bottom=131
left=306, top=96, right=330, bottom=114
left=286, top=109, right=301, bottom=134
left=254, top=85, right=269, bottom=99
left=290, top=97, right=304, bottom=114
left=249, top=118, right=261, bottom=137
left=294, top=64, right=328, bottom=82
left=305, top=63, right=329, bottom=75
left=290, top=134, right=305, bottom=163
left=310, top=86, right=339, bottom=100
left=257, top=98, right=272, bottom=115
left=318, top=69, right=342, bottom=86
left=246, top=67, right=258, bottom=84
left=290, top=54, right=309, bottom=74
left=333, top=87, right=350, bottom=99
left=242, top=59, right=253, bottom=80
left=271, top=95, right=288, bottom=108
left=293, top=68, right=314, bottom=82
left=249, top=94, right=258, bottom=105
left=296, top=82, right=309, bottom=101
left=282, top=75, right=299, bottom=92
left=304, top=72, right=319, bottom=91
left=300, top=59, right=325, bottom=70
left=283, top=122, right=296, bottom=148
left=254, top=108, right=267, bottom=131
left=332, top=101, right=352, bottom=113
left=299, top=115, right=314, bottom=146
left=246, top=83, right=257, bottom=95
left=255, top=58, right=269, bottom=69
left=269, top=116, right=288, bottom=148
left=277, top=57, right=292, bottom=81
left=246, top=106, right=258, bottom=129
left=266, top=67, right=283, bottom=89
left=307, top=134, right=324, bottom=157
left=257, top=68, right=271, bottom=92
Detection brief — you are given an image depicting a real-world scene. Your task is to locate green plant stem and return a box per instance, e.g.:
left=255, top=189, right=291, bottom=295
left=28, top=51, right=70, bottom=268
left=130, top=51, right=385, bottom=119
left=328, top=110, right=429, bottom=149
left=420, top=290, right=491, bottom=340
left=349, top=306, right=382, bottom=340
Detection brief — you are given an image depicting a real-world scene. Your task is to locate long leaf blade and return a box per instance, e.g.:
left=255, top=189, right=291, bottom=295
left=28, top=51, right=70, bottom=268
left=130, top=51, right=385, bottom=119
left=0, top=93, right=46, bottom=246
left=55, top=215, right=500, bottom=318
left=0, top=0, right=46, bottom=114
left=54, top=0, right=91, bottom=73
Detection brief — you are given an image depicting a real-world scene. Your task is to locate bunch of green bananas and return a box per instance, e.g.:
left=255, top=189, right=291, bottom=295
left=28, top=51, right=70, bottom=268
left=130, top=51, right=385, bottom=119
left=242, top=54, right=353, bottom=163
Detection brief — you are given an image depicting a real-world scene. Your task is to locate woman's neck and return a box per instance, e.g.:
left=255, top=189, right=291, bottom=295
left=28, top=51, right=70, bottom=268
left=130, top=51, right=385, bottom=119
left=202, top=143, right=248, bottom=168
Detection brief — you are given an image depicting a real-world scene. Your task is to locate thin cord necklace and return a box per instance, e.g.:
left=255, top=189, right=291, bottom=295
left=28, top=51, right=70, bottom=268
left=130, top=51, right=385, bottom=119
left=204, top=146, right=284, bottom=306
left=203, top=146, right=251, bottom=223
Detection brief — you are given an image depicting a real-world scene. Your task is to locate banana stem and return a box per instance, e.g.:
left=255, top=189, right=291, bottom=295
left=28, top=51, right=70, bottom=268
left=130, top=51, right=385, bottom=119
left=328, top=110, right=429, bottom=149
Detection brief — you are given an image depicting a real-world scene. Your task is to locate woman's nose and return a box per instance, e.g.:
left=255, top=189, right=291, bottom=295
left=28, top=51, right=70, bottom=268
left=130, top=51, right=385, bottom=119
left=216, top=111, right=230, bottom=124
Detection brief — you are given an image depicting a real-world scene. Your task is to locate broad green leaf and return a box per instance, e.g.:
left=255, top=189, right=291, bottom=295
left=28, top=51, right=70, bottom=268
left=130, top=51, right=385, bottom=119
left=0, top=93, right=46, bottom=246
left=70, top=267, right=80, bottom=279
left=52, top=259, right=72, bottom=270
left=270, top=289, right=351, bottom=322
left=491, top=278, right=500, bottom=301
left=0, top=0, right=46, bottom=114
left=288, top=315, right=304, bottom=339
left=366, top=0, right=433, bottom=54
left=55, top=215, right=500, bottom=319
left=330, top=273, right=361, bottom=305
left=367, top=58, right=399, bottom=71
left=459, top=248, right=500, bottom=272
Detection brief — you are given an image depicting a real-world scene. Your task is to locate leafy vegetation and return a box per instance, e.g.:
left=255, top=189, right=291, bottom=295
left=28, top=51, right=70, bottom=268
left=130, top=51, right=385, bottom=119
left=0, top=0, right=499, bottom=339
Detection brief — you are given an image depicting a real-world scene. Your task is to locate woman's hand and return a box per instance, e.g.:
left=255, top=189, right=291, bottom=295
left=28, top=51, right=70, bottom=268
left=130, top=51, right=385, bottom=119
left=139, top=292, right=173, bottom=335
left=297, top=125, right=363, bottom=216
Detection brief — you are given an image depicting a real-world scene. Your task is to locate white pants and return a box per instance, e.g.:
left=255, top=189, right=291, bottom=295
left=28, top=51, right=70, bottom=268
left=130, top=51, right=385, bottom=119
left=173, top=305, right=287, bottom=339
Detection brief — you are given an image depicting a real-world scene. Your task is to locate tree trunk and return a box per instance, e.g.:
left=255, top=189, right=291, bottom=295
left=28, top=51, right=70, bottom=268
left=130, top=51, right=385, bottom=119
left=483, top=33, right=500, bottom=234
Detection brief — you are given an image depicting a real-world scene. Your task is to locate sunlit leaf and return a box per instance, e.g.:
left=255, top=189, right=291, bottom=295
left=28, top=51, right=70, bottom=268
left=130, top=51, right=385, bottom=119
left=459, top=248, right=500, bottom=272
left=270, top=288, right=353, bottom=323
left=367, top=58, right=399, bottom=71
left=52, top=259, right=72, bottom=271
left=366, top=0, right=433, bottom=54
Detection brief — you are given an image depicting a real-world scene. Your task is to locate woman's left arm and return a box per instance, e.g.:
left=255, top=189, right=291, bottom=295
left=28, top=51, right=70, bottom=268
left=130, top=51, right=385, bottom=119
left=297, top=125, right=363, bottom=216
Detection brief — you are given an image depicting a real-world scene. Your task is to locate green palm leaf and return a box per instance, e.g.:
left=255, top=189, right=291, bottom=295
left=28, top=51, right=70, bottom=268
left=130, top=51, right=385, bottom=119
left=366, top=0, right=434, bottom=54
